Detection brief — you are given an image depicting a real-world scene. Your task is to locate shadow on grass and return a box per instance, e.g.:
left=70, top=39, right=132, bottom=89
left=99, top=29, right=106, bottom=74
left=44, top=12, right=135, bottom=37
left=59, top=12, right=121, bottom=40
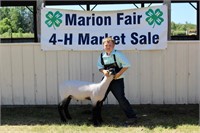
left=1, top=104, right=199, bottom=129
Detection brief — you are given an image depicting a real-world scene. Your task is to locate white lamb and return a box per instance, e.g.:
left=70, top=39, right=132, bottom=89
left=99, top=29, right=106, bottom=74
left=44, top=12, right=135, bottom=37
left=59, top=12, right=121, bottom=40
left=58, top=68, right=116, bottom=126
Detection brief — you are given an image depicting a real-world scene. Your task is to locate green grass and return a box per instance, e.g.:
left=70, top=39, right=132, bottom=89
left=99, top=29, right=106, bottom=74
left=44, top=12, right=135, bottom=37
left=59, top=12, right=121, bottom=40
left=0, top=104, right=199, bottom=133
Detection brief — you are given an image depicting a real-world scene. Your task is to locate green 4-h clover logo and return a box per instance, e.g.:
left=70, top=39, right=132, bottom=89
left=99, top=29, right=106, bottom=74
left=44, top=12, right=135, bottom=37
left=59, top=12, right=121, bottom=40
left=145, top=8, right=164, bottom=28
left=45, top=11, right=63, bottom=29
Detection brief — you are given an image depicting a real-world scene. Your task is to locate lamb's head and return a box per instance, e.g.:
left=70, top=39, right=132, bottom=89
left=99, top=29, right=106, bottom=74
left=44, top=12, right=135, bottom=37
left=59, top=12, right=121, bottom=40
left=108, top=68, right=116, bottom=76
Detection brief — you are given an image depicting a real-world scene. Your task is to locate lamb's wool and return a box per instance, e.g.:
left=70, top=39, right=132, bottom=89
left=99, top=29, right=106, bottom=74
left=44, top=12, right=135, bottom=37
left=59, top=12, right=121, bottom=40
left=59, top=75, right=113, bottom=105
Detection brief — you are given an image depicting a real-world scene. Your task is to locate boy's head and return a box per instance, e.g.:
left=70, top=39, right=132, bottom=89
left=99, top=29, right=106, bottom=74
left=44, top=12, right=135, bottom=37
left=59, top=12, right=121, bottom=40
left=102, top=37, right=115, bottom=55
left=102, top=37, right=115, bottom=45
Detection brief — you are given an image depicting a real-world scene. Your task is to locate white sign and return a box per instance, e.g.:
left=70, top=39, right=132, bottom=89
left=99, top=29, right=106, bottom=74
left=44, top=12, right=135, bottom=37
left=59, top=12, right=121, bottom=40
left=41, top=5, right=168, bottom=51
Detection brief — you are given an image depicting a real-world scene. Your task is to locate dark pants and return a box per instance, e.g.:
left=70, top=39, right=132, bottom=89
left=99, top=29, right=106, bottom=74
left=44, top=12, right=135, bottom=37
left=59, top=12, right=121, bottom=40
left=104, top=78, right=137, bottom=118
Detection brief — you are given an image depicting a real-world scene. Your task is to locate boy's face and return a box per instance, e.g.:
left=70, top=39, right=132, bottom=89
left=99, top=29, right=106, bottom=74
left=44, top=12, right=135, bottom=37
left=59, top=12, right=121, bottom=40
left=103, top=40, right=115, bottom=55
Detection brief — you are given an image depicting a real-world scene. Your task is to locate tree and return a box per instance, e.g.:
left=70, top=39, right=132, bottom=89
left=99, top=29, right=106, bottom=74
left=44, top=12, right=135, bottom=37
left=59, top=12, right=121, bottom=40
left=0, top=18, right=11, bottom=34
left=171, top=21, right=196, bottom=36
left=9, top=7, right=21, bottom=33
left=0, top=6, right=34, bottom=36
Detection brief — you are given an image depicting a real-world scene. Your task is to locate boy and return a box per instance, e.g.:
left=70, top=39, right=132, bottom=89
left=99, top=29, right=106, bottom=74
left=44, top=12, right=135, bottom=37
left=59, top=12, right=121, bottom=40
left=97, top=37, right=137, bottom=124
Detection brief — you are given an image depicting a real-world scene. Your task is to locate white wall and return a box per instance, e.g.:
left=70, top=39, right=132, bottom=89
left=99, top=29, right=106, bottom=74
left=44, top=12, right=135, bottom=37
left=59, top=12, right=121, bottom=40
left=0, top=41, right=199, bottom=105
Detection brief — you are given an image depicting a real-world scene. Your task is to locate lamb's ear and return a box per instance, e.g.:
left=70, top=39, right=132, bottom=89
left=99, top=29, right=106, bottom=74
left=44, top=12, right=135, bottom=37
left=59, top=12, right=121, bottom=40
left=109, top=71, right=115, bottom=76
left=108, top=71, right=112, bottom=75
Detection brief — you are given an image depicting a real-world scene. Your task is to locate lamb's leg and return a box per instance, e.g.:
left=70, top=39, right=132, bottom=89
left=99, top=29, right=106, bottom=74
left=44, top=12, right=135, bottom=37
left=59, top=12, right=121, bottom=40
left=92, top=103, right=100, bottom=126
left=58, top=96, right=72, bottom=122
left=97, top=101, right=103, bottom=124
left=64, top=96, right=72, bottom=119
left=58, top=101, right=67, bottom=122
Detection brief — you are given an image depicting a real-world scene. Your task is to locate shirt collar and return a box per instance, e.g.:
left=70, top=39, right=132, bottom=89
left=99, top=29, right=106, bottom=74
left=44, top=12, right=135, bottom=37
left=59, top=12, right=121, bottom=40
left=103, top=50, right=116, bottom=57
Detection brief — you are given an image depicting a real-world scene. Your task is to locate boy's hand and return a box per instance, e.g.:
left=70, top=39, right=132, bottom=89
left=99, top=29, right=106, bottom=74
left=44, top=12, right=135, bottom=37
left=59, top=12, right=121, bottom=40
left=102, top=70, right=110, bottom=77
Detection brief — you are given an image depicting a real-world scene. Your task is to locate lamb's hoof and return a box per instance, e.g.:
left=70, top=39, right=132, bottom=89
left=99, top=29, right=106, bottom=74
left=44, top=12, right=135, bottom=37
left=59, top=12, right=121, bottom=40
left=66, top=116, right=72, bottom=120
left=60, top=118, right=67, bottom=122
left=88, top=117, right=92, bottom=122
left=98, top=119, right=103, bottom=124
left=93, top=121, right=102, bottom=127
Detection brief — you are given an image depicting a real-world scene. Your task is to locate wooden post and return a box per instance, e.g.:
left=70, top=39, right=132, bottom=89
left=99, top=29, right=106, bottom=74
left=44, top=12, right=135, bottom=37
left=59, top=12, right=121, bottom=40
left=163, top=0, right=171, bottom=40
left=198, top=1, right=200, bottom=107
left=198, top=1, right=200, bottom=40
left=36, top=0, right=44, bottom=42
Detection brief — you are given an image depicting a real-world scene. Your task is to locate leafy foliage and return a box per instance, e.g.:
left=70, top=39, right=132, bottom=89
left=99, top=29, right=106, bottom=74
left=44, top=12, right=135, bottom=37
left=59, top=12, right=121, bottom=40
left=171, top=21, right=196, bottom=36
left=0, top=6, right=34, bottom=37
